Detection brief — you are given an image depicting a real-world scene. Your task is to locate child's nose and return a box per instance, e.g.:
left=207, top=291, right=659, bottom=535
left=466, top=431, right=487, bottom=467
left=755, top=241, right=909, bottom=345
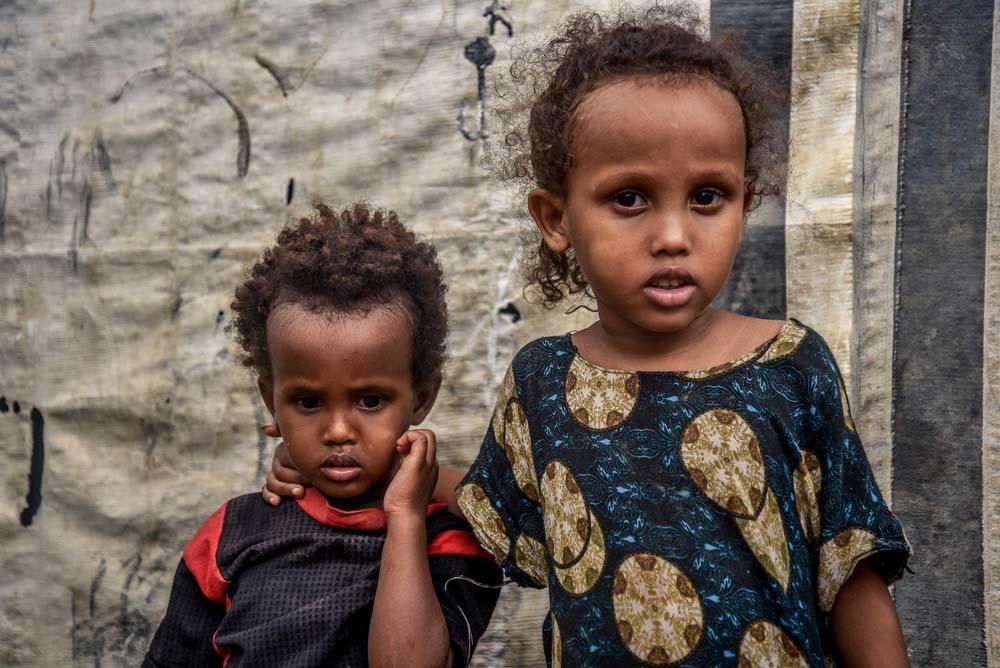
left=322, top=411, right=356, bottom=444
left=649, top=210, right=691, bottom=256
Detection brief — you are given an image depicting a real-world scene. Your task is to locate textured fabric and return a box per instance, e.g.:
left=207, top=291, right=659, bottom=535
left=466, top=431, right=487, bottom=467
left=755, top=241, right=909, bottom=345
left=143, top=490, right=501, bottom=668
left=458, top=319, right=909, bottom=667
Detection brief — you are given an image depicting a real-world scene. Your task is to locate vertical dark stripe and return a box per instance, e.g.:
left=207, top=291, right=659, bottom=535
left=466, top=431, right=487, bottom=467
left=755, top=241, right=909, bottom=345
left=710, top=0, right=792, bottom=319
left=19, top=407, right=44, bottom=527
left=892, top=1, right=991, bottom=664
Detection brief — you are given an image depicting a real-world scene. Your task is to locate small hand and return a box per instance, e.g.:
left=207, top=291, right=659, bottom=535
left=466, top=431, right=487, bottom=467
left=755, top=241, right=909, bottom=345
left=262, top=432, right=309, bottom=506
left=382, top=429, right=439, bottom=520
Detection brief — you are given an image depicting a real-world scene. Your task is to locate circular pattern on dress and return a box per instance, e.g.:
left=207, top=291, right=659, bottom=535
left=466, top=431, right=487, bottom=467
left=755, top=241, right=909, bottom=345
left=491, top=365, right=517, bottom=447
left=612, top=553, right=703, bottom=665
left=680, top=409, right=767, bottom=519
left=554, top=512, right=606, bottom=595
left=757, top=320, right=808, bottom=364
left=737, top=619, right=809, bottom=668
left=818, top=528, right=878, bottom=611
left=514, top=532, right=548, bottom=587
left=564, top=355, right=639, bottom=429
left=549, top=612, right=563, bottom=668
left=502, top=399, right=540, bottom=501
left=540, top=460, right=592, bottom=567
left=455, top=483, right=510, bottom=561
left=793, top=450, right=822, bottom=545
left=734, top=486, right=791, bottom=590
left=837, top=375, right=856, bottom=433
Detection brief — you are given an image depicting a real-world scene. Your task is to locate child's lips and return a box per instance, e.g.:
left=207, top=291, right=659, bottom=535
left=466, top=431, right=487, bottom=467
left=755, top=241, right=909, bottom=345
left=644, top=268, right=696, bottom=307
left=643, top=284, right=696, bottom=307
left=321, top=453, right=362, bottom=482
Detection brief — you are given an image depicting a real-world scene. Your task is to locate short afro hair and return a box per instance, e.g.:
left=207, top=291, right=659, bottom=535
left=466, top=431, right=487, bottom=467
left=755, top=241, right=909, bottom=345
left=230, top=203, right=448, bottom=387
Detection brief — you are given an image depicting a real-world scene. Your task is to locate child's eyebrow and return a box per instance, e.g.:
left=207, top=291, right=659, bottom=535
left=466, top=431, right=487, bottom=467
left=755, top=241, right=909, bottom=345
left=277, top=381, right=323, bottom=395
left=277, top=378, right=403, bottom=394
left=696, top=168, right=739, bottom=178
left=348, top=382, right=400, bottom=395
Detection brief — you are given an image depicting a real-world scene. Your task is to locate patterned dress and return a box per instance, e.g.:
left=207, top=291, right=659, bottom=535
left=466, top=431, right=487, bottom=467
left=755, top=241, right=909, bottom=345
left=458, top=319, right=910, bottom=667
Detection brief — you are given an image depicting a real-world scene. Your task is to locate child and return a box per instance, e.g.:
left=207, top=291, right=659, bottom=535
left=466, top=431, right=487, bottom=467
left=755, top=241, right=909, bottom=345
left=144, top=203, right=501, bottom=668
left=267, top=6, right=911, bottom=667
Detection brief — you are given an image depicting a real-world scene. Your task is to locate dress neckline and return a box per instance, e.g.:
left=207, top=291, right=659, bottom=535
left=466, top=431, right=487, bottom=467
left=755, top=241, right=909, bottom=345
left=562, top=318, right=801, bottom=379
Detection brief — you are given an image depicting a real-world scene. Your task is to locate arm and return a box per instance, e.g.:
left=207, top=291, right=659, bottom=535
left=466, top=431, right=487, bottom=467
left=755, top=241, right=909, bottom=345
left=829, top=559, right=909, bottom=668
left=369, top=430, right=453, bottom=668
left=433, top=465, right=468, bottom=517
left=799, top=334, right=911, bottom=665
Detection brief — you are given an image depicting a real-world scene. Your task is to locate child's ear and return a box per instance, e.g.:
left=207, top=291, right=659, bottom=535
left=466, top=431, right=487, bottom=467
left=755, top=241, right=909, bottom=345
left=742, top=184, right=755, bottom=217
left=257, top=379, right=281, bottom=437
left=528, top=188, right=571, bottom=254
left=410, top=375, right=442, bottom=425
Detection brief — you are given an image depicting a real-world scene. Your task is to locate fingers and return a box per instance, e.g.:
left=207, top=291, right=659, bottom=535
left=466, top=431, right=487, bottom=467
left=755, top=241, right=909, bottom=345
left=271, top=445, right=307, bottom=486
left=264, top=469, right=305, bottom=503
left=398, top=429, right=436, bottom=462
left=260, top=422, right=281, bottom=438
left=384, top=430, right=439, bottom=516
left=262, top=443, right=307, bottom=505
left=404, top=430, right=428, bottom=465
left=275, top=440, right=294, bottom=467
left=422, top=429, right=437, bottom=467
left=424, top=431, right=439, bottom=500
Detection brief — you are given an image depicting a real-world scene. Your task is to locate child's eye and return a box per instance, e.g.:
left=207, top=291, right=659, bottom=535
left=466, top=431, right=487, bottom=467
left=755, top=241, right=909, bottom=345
left=296, top=396, right=321, bottom=411
left=613, top=190, right=648, bottom=209
left=358, top=395, right=383, bottom=411
left=691, top=189, right=723, bottom=208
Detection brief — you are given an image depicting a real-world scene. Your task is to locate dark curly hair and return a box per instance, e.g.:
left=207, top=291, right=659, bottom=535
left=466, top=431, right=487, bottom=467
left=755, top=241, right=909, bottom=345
left=230, top=203, right=448, bottom=388
left=492, top=2, right=786, bottom=307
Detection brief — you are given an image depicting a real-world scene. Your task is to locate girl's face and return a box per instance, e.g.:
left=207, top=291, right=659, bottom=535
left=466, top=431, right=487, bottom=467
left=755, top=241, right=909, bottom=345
left=258, top=304, right=436, bottom=509
left=530, top=77, right=751, bottom=345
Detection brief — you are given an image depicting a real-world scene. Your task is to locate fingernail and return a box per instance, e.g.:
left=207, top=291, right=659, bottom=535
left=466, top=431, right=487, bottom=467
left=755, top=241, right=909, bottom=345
left=293, top=487, right=303, bottom=498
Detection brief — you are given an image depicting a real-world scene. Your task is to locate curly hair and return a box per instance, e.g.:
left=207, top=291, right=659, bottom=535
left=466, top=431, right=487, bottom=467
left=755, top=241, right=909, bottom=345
left=492, top=2, right=786, bottom=308
left=230, top=203, right=448, bottom=388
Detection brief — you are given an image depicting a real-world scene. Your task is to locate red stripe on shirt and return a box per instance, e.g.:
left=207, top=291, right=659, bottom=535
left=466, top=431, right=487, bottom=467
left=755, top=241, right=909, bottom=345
left=183, top=501, right=231, bottom=605
left=427, top=528, right=495, bottom=559
left=296, top=488, right=451, bottom=530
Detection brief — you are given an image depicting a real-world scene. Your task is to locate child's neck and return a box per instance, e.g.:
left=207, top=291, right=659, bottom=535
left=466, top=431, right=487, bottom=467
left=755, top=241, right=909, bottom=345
left=573, top=308, right=782, bottom=372
left=318, top=489, right=386, bottom=513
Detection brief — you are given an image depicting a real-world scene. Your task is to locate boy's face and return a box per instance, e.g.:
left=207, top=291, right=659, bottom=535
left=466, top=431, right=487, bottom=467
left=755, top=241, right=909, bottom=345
left=258, top=303, right=437, bottom=509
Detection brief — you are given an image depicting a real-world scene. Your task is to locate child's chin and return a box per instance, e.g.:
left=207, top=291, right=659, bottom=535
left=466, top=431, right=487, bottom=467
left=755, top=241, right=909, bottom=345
left=313, top=479, right=385, bottom=510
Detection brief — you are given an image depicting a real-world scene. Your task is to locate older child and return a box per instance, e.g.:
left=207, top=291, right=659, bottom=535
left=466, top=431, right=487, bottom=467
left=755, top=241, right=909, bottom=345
left=269, top=6, right=911, bottom=667
left=145, top=204, right=500, bottom=668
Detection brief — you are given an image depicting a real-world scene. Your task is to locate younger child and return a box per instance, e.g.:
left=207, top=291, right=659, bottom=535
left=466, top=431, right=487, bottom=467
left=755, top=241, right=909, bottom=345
left=145, top=203, right=500, bottom=668
left=269, top=6, right=911, bottom=667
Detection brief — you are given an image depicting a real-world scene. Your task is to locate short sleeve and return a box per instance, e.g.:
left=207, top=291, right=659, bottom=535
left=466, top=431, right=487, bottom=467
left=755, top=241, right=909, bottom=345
left=428, top=550, right=502, bottom=668
left=143, top=502, right=230, bottom=667
left=798, top=336, right=911, bottom=613
left=457, top=363, right=549, bottom=589
left=142, top=559, right=226, bottom=668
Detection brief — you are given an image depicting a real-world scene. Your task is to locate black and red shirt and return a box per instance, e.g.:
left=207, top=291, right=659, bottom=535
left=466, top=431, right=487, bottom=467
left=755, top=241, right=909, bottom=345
left=143, top=488, right=501, bottom=668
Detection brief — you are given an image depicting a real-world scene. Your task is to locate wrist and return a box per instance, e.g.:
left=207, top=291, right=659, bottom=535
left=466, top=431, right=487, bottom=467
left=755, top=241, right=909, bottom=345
left=384, top=506, right=426, bottom=530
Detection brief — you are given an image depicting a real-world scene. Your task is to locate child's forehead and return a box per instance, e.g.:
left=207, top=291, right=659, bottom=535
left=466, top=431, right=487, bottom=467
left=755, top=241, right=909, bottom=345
left=266, top=304, right=416, bottom=382
left=267, top=301, right=413, bottom=339
left=576, top=75, right=737, bottom=118
left=571, top=77, right=744, bottom=147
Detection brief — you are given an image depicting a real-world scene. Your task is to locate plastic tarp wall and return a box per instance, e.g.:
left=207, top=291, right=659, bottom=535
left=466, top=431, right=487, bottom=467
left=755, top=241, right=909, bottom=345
left=1, top=1, right=998, bottom=667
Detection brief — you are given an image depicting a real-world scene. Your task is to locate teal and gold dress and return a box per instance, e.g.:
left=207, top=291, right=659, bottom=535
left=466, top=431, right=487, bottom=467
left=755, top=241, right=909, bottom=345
left=458, top=319, right=909, bottom=667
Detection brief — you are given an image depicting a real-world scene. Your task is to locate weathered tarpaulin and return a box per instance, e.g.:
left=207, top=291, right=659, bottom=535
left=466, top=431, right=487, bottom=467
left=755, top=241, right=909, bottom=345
left=0, top=1, right=997, bottom=666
